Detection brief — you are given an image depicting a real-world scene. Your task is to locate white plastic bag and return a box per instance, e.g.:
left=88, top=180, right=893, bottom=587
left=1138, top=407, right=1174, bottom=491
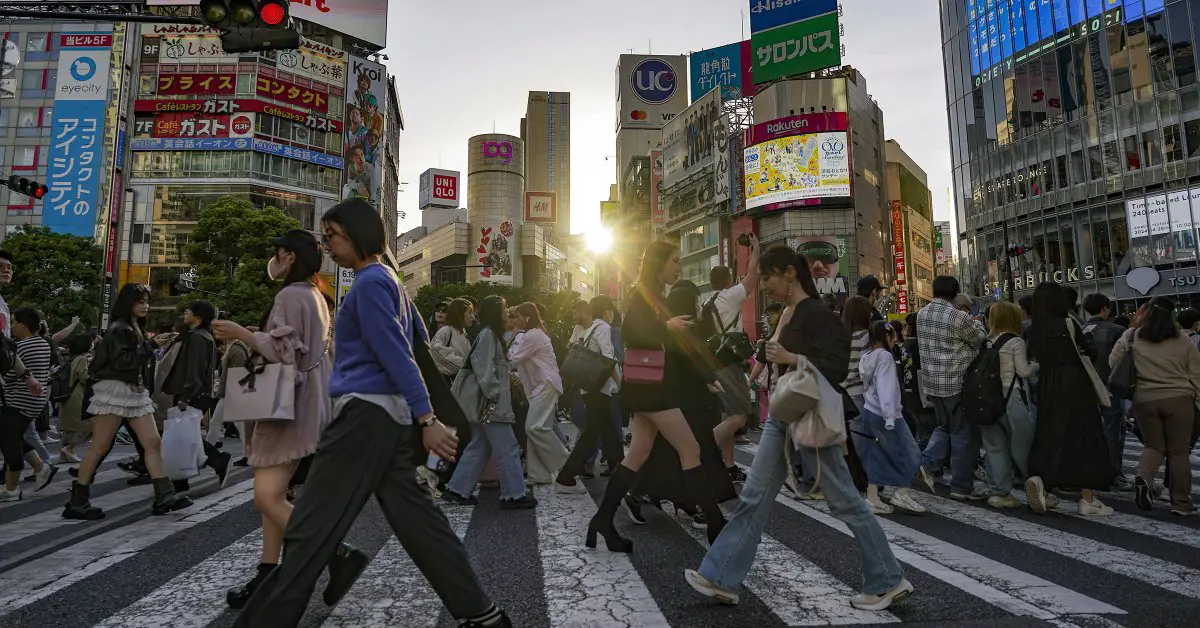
left=162, top=406, right=204, bottom=480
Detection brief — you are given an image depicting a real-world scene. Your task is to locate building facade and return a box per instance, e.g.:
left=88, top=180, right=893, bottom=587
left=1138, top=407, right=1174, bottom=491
left=941, top=0, right=1200, bottom=311
left=467, top=133, right=525, bottom=286
left=886, top=139, right=936, bottom=311
left=521, top=91, right=571, bottom=239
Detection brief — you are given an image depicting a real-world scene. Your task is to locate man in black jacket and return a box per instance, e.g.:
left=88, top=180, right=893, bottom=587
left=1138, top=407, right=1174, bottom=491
left=1082, top=293, right=1130, bottom=490
left=163, top=300, right=230, bottom=491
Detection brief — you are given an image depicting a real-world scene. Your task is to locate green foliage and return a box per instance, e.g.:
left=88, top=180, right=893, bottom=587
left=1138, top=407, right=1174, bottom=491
left=185, top=196, right=301, bottom=326
left=412, top=282, right=582, bottom=345
left=1, top=225, right=103, bottom=334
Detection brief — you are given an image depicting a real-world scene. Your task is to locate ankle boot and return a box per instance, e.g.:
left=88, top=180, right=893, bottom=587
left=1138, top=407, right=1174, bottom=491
left=62, top=481, right=104, bottom=520
left=323, top=542, right=369, bottom=606
left=226, top=562, right=275, bottom=609
left=459, top=604, right=512, bottom=627
left=586, top=464, right=637, bottom=553
left=151, top=477, right=193, bottom=515
left=682, top=466, right=726, bottom=545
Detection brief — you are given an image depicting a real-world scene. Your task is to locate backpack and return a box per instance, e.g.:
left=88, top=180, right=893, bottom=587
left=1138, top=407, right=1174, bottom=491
left=961, top=333, right=1018, bottom=426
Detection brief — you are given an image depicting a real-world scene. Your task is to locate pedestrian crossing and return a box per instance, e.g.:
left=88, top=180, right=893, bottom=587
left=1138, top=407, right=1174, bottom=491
left=0, top=435, right=1196, bottom=627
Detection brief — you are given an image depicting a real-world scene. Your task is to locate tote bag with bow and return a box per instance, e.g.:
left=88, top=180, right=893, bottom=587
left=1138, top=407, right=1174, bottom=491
left=225, top=328, right=331, bottom=423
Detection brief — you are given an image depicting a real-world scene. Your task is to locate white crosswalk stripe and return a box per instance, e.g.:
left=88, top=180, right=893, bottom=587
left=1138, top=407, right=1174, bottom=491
left=0, top=435, right=1197, bottom=627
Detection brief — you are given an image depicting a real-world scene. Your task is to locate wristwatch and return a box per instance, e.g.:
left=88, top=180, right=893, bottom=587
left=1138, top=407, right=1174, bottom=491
left=417, top=415, right=438, bottom=428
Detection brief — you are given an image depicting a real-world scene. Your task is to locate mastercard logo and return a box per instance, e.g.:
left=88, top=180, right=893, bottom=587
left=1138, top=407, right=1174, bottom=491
left=630, top=110, right=648, bottom=121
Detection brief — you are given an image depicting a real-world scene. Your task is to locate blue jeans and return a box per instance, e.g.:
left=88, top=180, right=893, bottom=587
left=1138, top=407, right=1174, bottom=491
left=447, top=422, right=526, bottom=500
left=23, top=420, right=49, bottom=463
left=698, top=419, right=903, bottom=596
left=979, top=388, right=1034, bottom=496
left=919, top=394, right=979, bottom=492
left=1099, top=398, right=1126, bottom=479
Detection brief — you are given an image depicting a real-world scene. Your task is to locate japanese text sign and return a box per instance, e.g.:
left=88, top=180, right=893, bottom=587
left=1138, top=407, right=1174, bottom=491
left=689, top=41, right=756, bottom=102
left=157, top=72, right=235, bottom=96
left=257, top=75, right=328, bottom=113
left=749, top=0, right=837, bottom=34
left=751, top=11, right=841, bottom=84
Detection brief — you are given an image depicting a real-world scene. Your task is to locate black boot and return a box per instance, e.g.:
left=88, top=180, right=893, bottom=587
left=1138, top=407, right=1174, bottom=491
left=173, top=478, right=190, bottom=495
left=586, top=464, right=636, bottom=553
left=62, top=481, right=104, bottom=520
left=226, top=562, right=275, bottom=609
left=459, top=605, right=512, bottom=627
left=683, top=466, right=725, bottom=545
left=323, top=542, right=369, bottom=606
left=203, top=440, right=232, bottom=488
left=151, top=477, right=193, bottom=515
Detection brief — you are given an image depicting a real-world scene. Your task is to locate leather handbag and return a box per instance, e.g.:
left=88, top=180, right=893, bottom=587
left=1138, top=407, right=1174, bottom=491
left=622, top=348, right=665, bottom=385
left=226, top=329, right=331, bottom=423
left=560, top=326, right=618, bottom=392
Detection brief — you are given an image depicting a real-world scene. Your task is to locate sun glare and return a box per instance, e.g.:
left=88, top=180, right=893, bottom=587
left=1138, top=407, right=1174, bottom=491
left=587, top=228, right=613, bottom=253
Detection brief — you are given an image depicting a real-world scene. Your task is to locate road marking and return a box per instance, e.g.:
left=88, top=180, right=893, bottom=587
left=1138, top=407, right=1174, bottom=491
left=0, top=480, right=255, bottom=617
left=0, top=473, right=168, bottom=543
left=533, top=485, right=670, bottom=628
left=1011, top=490, right=1200, bottom=550
left=323, top=505, right=474, bottom=628
left=0, top=468, right=132, bottom=513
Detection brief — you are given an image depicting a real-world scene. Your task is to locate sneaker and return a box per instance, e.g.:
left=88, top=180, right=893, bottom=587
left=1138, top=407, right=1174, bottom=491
left=0, top=487, right=22, bottom=502
left=35, top=465, right=58, bottom=492
left=1025, top=477, right=1047, bottom=514
left=233, top=457, right=249, bottom=467
left=728, top=466, right=748, bottom=483
left=1134, top=476, right=1153, bottom=511
left=691, top=513, right=708, bottom=530
left=1171, top=507, right=1198, bottom=517
left=797, top=490, right=825, bottom=501
left=1078, top=497, right=1113, bottom=516
left=553, top=481, right=587, bottom=495
left=850, top=578, right=914, bottom=611
left=949, top=487, right=987, bottom=501
left=916, top=467, right=936, bottom=493
left=442, top=491, right=478, bottom=506
left=622, top=495, right=647, bottom=525
left=987, top=494, right=1022, bottom=509
left=499, top=495, right=538, bottom=509
left=1110, top=475, right=1134, bottom=491
left=684, top=569, right=739, bottom=605
left=1043, top=494, right=1061, bottom=510
left=867, top=498, right=894, bottom=515
left=890, top=490, right=926, bottom=513
left=22, top=474, right=35, bottom=483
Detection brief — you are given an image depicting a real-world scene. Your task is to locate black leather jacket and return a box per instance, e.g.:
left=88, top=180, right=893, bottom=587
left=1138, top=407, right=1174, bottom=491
left=162, top=327, right=216, bottom=406
left=90, top=320, right=157, bottom=387
left=1082, top=315, right=1126, bottom=382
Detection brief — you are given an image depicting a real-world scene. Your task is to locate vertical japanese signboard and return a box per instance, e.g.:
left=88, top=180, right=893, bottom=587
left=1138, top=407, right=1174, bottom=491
left=343, top=55, right=386, bottom=208
left=650, top=149, right=665, bottom=226
left=891, top=200, right=907, bottom=286
left=45, top=31, right=113, bottom=237
left=689, top=40, right=756, bottom=102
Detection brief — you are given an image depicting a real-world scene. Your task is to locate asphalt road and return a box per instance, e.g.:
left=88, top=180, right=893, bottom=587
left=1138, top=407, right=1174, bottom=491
left=0, top=430, right=1195, bottom=628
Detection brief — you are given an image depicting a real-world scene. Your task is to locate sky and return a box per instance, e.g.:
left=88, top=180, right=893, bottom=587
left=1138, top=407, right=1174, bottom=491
left=380, top=0, right=954, bottom=250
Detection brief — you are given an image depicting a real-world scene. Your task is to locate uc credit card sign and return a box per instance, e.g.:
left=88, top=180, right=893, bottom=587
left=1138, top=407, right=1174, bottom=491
left=749, top=0, right=838, bottom=34
left=45, top=31, right=113, bottom=237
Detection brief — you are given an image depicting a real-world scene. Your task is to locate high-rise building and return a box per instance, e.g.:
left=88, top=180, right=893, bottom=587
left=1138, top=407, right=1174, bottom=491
left=940, top=1, right=1192, bottom=308
left=886, top=139, right=935, bottom=312
left=521, top=91, right=570, bottom=240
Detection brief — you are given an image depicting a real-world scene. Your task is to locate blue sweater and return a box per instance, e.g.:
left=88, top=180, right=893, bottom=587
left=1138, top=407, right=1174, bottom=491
left=328, top=264, right=432, bottom=418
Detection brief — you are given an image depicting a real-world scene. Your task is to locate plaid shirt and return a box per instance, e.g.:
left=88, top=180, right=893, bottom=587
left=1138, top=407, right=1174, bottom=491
left=915, top=298, right=986, bottom=398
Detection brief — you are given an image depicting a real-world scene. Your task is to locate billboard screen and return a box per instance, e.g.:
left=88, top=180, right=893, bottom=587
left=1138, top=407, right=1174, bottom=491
left=689, top=40, right=756, bottom=102
left=661, top=88, right=722, bottom=190
left=789, top=234, right=849, bottom=296
left=751, top=11, right=841, bottom=84
left=343, top=55, right=386, bottom=206
left=750, top=0, right=838, bottom=33
left=744, top=125, right=850, bottom=212
left=616, top=54, right=688, bottom=131
left=419, top=168, right=460, bottom=209
left=524, top=191, right=558, bottom=224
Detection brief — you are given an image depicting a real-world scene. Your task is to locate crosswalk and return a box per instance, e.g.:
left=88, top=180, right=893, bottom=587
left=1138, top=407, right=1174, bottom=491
left=0, top=434, right=1196, bottom=627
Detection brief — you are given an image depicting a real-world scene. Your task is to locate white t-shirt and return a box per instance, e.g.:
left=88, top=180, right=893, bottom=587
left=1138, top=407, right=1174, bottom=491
left=0, top=293, right=10, bottom=338
left=710, top=284, right=747, bottom=333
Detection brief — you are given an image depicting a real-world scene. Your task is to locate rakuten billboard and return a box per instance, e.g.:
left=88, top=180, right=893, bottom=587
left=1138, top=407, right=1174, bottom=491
left=743, top=112, right=851, bottom=213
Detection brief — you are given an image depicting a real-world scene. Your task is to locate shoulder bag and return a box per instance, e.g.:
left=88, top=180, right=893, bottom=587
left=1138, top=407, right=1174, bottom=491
left=561, top=325, right=618, bottom=392
left=1108, top=328, right=1137, bottom=401
left=1065, top=320, right=1113, bottom=408
left=225, top=324, right=332, bottom=423
left=703, top=292, right=755, bottom=366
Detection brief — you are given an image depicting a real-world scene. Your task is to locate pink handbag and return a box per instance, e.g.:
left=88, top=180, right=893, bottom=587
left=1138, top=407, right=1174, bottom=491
left=622, top=348, right=665, bottom=385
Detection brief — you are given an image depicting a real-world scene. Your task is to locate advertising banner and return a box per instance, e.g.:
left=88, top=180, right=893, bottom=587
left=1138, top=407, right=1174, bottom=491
left=617, top=55, right=688, bottom=131
left=291, top=0, right=389, bottom=49
left=744, top=130, right=850, bottom=210
left=476, top=221, right=514, bottom=283
left=751, top=11, right=841, bottom=85
left=266, top=43, right=347, bottom=87
left=749, top=0, right=838, bottom=34
left=524, top=191, right=558, bottom=224
left=650, top=150, right=665, bottom=225
left=662, top=88, right=722, bottom=190
left=336, top=266, right=354, bottom=308
left=714, top=117, right=732, bottom=207
left=129, top=137, right=343, bottom=169
left=689, top=40, right=756, bottom=102
left=789, top=235, right=848, bottom=295
left=746, top=112, right=847, bottom=145
left=135, top=98, right=342, bottom=133
left=44, top=31, right=113, bottom=237
left=256, top=75, right=329, bottom=112
left=934, top=222, right=947, bottom=264
left=1, top=38, right=20, bottom=99
left=151, top=112, right=254, bottom=138
left=157, top=72, right=234, bottom=96
left=342, top=55, right=386, bottom=206
left=897, top=289, right=909, bottom=314
left=891, top=200, right=905, bottom=255
left=418, top=168, right=460, bottom=209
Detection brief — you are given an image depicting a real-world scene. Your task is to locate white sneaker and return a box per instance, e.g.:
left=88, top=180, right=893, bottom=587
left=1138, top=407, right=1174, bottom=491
left=35, top=465, right=58, bottom=492
left=850, top=578, right=914, bottom=611
left=987, top=494, right=1022, bottom=509
left=890, top=490, right=926, bottom=514
left=1079, top=497, right=1113, bottom=516
left=1025, top=477, right=1047, bottom=514
left=685, top=569, right=739, bottom=605
left=867, top=498, right=894, bottom=515
left=0, top=487, right=22, bottom=502
left=553, top=481, right=587, bottom=495
left=916, top=467, right=936, bottom=493
left=1043, top=494, right=1061, bottom=510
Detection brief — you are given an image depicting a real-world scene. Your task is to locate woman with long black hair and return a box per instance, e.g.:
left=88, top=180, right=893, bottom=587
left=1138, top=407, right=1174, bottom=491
left=63, top=284, right=192, bottom=519
left=587, top=241, right=728, bottom=552
left=234, top=199, right=509, bottom=628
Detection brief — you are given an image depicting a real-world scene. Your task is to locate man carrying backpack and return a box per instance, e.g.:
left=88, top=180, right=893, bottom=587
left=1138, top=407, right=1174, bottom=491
left=1082, top=293, right=1131, bottom=490
left=913, top=276, right=986, bottom=500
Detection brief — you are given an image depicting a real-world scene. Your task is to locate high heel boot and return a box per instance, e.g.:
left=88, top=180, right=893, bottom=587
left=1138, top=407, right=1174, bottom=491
left=683, top=466, right=726, bottom=545
left=586, top=464, right=637, bottom=553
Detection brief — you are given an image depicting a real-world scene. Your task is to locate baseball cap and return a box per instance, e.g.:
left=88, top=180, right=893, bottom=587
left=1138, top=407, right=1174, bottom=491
left=857, top=275, right=883, bottom=295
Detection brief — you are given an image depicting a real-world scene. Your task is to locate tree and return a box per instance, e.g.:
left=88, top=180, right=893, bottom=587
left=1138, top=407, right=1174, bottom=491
left=185, top=196, right=301, bottom=326
left=2, top=225, right=102, bottom=334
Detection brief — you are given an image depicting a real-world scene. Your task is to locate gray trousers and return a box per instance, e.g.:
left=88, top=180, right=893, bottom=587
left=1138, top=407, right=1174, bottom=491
left=233, top=399, right=493, bottom=627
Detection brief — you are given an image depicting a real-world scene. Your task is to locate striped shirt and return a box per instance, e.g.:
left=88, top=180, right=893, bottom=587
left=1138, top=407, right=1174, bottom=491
left=841, top=329, right=870, bottom=397
left=3, top=335, right=51, bottom=419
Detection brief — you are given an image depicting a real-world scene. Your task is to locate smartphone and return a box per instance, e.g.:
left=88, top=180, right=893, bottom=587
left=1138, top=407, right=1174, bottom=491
left=425, top=426, right=458, bottom=472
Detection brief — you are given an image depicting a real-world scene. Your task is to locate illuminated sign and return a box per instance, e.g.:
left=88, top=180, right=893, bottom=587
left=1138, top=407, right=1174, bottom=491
left=743, top=131, right=851, bottom=210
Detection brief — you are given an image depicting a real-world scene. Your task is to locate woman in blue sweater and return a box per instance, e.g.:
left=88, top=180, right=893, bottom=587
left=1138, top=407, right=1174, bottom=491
left=235, top=199, right=510, bottom=628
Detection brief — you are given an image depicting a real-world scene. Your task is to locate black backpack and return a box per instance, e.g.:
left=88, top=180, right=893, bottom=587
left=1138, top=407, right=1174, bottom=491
left=961, top=333, right=1018, bottom=426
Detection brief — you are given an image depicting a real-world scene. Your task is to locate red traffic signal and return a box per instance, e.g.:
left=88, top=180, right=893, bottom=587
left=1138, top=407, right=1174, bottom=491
left=6, top=175, right=47, bottom=200
left=258, top=0, right=287, bottom=25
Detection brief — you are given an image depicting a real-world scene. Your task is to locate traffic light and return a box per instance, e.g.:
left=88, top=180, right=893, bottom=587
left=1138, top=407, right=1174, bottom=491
left=6, top=175, right=46, bottom=200
left=198, top=0, right=300, bottom=53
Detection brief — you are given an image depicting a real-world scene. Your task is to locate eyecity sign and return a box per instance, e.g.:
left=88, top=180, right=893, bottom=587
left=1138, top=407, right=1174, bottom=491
left=482, top=141, right=513, bottom=164
left=631, top=58, right=677, bottom=104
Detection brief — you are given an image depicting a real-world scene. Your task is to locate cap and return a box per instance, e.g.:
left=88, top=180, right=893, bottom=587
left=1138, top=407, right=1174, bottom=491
left=857, top=275, right=883, bottom=294
left=272, top=229, right=321, bottom=251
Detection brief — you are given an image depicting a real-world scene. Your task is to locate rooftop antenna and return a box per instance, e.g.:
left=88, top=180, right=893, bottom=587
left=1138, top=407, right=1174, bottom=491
left=741, top=8, right=745, bottom=40
left=648, top=38, right=651, bottom=54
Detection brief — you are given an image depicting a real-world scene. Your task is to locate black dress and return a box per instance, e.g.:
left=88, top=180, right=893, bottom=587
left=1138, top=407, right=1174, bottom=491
left=1026, top=317, right=1116, bottom=489
left=620, top=285, right=680, bottom=413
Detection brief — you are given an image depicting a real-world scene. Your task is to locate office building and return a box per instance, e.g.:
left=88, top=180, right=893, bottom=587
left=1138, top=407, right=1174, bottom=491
left=521, top=91, right=571, bottom=240
left=886, top=139, right=936, bottom=311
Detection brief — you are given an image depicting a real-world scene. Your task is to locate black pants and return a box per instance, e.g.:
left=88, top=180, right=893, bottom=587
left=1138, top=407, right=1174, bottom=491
left=559, top=393, right=624, bottom=480
left=234, top=399, right=493, bottom=627
left=0, top=408, right=34, bottom=472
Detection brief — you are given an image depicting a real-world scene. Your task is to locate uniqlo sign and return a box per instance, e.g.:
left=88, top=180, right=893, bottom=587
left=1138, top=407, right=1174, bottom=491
left=418, top=168, right=460, bottom=209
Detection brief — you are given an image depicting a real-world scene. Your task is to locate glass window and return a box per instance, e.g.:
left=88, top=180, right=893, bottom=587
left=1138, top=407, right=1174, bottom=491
left=16, top=108, right=37, bottom=128
left=1167, top=2, right=1195, bottom=87
left=1164, top=123, right=1184, bottom=162
left=13, top=146, right=35, bottom=167
left=20, top=71, right=41, bottom=91
left=236, top=73, right=254, bottom=96
left=1143, top=127, right=1164, bottom=167
left=138, top=74, right=156, bottom=96
left=0, top=107, right=8, bottom=128
left=42, top=108, right=51, bottom=127
left=1127, top=20, right=1154, bottom=100
left=1186, top=119, right=1200, bottom=159
left=25, top=33, right=47, bottom=52
left=1146, top=11, right=1175, bottom=94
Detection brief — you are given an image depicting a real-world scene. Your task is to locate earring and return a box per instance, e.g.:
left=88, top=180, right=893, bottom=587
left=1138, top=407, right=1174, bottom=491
left=786, top=282, right=793, bottom=300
